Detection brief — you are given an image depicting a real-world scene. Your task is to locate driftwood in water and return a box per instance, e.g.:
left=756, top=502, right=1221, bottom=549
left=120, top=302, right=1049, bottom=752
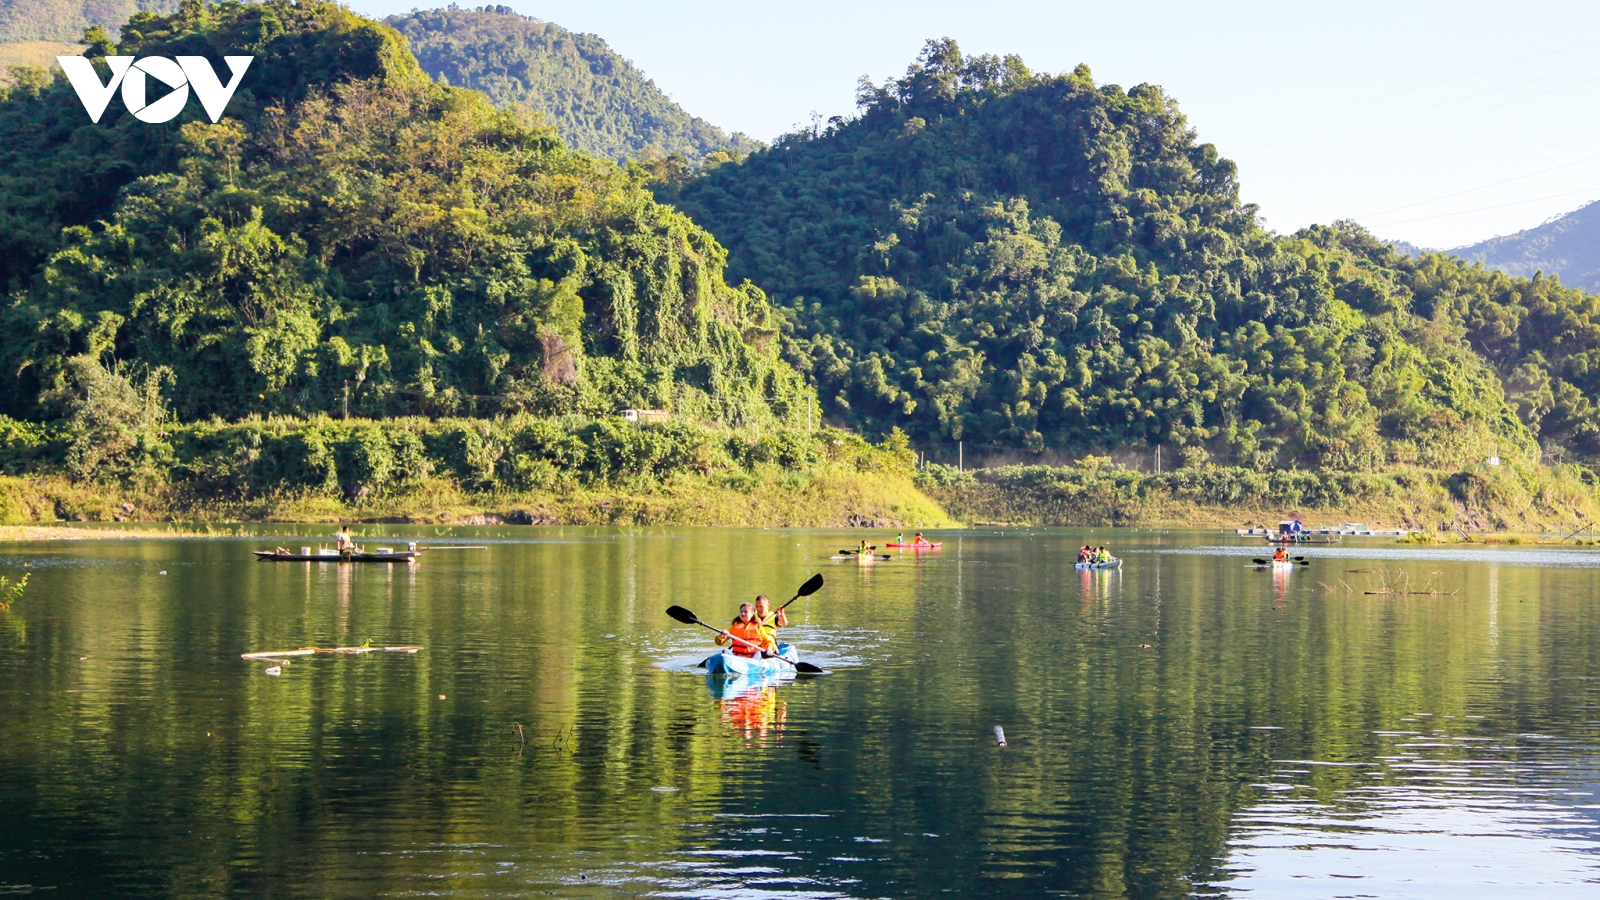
left=241, top=646, right=424, bottom=660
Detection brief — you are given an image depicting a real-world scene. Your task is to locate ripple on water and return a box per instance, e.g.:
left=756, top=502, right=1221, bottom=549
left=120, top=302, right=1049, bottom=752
left=1210, top=729, right=1600, bottom=897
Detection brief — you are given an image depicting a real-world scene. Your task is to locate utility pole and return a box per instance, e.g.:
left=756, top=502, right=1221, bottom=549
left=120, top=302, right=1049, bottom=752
left=959, top=441, right=963, bottom=473
left=1156, top=444, right=1161, bottom=474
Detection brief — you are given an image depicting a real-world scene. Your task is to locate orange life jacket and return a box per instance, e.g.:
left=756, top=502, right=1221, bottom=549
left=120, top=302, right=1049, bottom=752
left=1273, top=549, right=1287, bottom=561
left=723, top=618, right=771, bottom=656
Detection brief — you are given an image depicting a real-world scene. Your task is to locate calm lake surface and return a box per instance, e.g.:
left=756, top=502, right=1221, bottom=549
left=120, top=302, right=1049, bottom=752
left=2, top=527, right=1599, bottom=898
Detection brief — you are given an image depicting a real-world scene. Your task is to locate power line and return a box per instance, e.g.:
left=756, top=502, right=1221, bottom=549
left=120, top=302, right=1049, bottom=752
left=1357, top=153, right=1600, bottom=219
left=1368, top=186, right=1600, bottom=228
left=1235, top=60, right=1600, bottom=154
left=1211, top=36, right=1600, bottom=137
left=1249, top=74, right=1600, bottom=166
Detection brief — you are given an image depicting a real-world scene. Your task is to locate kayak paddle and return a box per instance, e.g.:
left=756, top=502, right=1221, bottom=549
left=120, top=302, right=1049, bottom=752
left=666, top=605, right=824, bottom=674
left=778, top=573, right=825, bottom=611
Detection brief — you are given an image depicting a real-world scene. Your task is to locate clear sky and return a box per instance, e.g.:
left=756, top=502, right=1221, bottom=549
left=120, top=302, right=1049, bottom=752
left=350, top=0, right=1600, bottom=249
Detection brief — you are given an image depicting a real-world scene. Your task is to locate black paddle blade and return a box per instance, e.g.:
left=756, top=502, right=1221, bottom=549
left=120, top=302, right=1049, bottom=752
left=798, top=573, right=825, bottom=596
left=1251, top=558, right=1268, bottom=565
left=795, top=661, right=825, bottom=674
left=666, top=605, right=700, bottom=625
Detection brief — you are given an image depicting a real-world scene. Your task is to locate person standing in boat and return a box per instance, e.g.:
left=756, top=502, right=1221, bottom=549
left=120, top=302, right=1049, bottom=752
left=754, top=595, right=788, bottom=647
left=717, top=603, right=773, bottom=657
left=335, top=525, right=357, bottom=559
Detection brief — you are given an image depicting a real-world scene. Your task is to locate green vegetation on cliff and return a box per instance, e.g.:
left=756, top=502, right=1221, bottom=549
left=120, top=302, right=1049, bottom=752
left=0, top=408, right=944, bottom=526
left=662, top=39, right=1600, bottom=470
left=386, top=6, right=759, bottom=164
left=0, top=0, right=178, bottom=43
left=0, top=0, right=807, bottom=429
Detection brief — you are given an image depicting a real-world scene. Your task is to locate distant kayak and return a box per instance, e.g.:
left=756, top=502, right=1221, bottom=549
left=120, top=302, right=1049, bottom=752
left=254, top=549, right=419, bottom=563
left=703, top=642, right=798, bottom=678
left=886, top=542, right=941, bottom=549
left=1074, top=559, right=1122, bottom=570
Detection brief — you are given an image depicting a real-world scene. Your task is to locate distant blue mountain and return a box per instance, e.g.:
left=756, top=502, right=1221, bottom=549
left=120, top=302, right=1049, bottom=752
left=1452, top=200, right=1600, bottom=293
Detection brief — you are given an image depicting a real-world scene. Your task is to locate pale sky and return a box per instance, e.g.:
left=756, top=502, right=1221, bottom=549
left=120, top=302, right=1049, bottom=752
left=353, top=0, right=1600, bottom=249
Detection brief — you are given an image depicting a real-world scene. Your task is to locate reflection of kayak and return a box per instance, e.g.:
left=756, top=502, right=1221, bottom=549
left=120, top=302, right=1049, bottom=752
left=1075, top=558, right=1121, bottom=570
left=1272, top=560, right=1295, bottom=570
left=886, top=542, right=941, bottom=550
left=703, top=642, right=797, bottom=678
left=705, top=670, right=784, bottom=700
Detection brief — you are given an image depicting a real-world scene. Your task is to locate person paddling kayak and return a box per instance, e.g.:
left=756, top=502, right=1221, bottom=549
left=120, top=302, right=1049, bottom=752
left=754, top=594, right=788, bottom=646
left=716, top=603, right=775, bottom=657
left=1273, top=547, right=1288, bottom=562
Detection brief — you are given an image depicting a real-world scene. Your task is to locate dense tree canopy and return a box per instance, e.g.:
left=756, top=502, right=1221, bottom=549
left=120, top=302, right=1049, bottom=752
left=0, top=0, right=808, bottom=426
left=386, top=6, right=760, bottom=164
left=662, top=39, right=1600, bottom=468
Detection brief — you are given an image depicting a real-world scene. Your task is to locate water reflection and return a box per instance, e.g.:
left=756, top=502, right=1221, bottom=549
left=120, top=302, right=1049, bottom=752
left=1, top=528, right=1599, bottom=897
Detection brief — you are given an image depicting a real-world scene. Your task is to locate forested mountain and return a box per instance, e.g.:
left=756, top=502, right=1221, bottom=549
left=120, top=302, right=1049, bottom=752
left=1453, top=200, right=1600, bottom=293
left=663, top=39, right=1600, bottom=467
left=385, top=6, right=759, bottom=163
left=0, top=0, right=807, bottom=427
left=0, top=0, right=177, bottom=42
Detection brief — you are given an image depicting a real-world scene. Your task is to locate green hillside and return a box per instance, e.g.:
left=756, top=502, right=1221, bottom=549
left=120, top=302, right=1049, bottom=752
left=1453, top=199, right=1600, bottom=293
left=386, top=6, right=759, bottom=163
left=663, top=39, right=1600, bottom=468
left=0, top=0, right=178, bottom=43
left=0, top=0, right=807, bottom=429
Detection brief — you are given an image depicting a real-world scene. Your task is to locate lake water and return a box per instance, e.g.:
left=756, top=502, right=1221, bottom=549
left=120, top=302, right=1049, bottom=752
left=1, top=527, right=1599, bottom=898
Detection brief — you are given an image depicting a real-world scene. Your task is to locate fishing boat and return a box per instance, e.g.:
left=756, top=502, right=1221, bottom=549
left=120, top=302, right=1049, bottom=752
left=253, top=547, right=420, bottom=562
left=702, top=642, right=798, bottom=678
left=1074, top=558, right=1122, bottom=570
left=886, top=541, right=942, bottom=550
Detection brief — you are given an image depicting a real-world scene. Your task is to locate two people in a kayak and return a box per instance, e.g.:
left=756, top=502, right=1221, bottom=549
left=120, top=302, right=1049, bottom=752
left=893, top=532, right=934, bottom=546
left=716, top=595, right=788, bottom=658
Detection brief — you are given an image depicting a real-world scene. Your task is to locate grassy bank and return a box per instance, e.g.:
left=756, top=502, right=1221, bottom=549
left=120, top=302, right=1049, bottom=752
left=0, top=468, right=949, bottom=528
left=0, top=414, right=951, bottom=528
left=917, top=459, right=1600, bottom=535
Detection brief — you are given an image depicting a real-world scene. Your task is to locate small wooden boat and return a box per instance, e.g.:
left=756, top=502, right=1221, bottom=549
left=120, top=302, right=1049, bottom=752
left=254, top=548, right=420, bottom=563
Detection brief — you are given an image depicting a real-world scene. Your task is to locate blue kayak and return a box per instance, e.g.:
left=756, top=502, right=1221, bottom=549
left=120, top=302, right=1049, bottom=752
left=1075, top=558, right=1121, bottom=570
left=702, top=642, right=797, bottom=678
